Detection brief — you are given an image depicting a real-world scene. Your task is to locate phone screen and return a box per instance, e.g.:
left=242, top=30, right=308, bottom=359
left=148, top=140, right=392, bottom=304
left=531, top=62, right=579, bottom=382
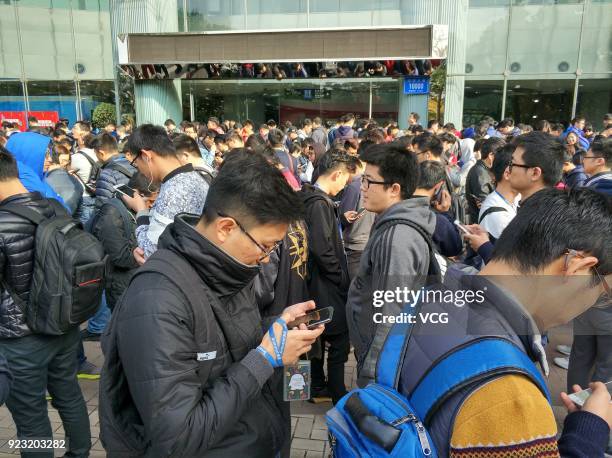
left=568, top=380, right=612, bottom=407
left=287, top=307, right=334, bottom=329
left=114, top=184, right=135, bottom=198
left=357, top=207, right=367, bottom=217
left=454, top=220, right=472, bottom=235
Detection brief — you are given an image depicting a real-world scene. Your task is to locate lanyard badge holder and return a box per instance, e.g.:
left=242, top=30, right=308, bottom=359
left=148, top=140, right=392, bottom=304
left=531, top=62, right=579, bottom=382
left=256, top=318, right=312, bottom=401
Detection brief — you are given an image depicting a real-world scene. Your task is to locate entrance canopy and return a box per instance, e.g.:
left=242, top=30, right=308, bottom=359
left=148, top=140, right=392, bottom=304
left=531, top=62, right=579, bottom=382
left=117, top=25, right=448, bottom=65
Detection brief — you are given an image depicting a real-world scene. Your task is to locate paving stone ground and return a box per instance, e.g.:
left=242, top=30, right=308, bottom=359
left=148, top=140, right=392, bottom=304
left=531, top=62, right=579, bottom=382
left=0, top=325, right=573, bottom=457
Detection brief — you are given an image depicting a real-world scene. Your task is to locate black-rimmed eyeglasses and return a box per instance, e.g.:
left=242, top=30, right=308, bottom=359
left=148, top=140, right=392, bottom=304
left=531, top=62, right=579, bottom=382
left=217, top=211, right=283, bottom=261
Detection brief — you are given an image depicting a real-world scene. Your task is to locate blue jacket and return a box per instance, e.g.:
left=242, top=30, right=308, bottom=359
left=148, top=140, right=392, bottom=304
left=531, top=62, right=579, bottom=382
left=6, top=132, right=67, bottom=208
left=563, top=165, right=588, bottom=190
left=95, top=155, right=136, bottom=204
left=563, top=125, right=590, bottom=151
left=584, top=171, right=612, bottom=197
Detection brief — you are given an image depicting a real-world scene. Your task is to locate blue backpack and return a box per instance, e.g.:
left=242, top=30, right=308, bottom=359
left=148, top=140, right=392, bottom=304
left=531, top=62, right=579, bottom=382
left=326, top=305, right=551, bottom=457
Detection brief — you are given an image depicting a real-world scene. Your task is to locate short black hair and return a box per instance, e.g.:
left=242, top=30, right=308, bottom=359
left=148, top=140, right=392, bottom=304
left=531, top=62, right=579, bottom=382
left=571, top=116, right=585, bottom=125
left=126, top=124, right=175, bottom=158
left=413, top=134, right=443, bottom=157
left=128, top=171, right=159, bottom=195
left=164, top=119, right=176, bottom=127
left=207, top=116, right=220, bottom=126
left=48, top=143, right=71, bottom=165
left=481, top=137, right=506, bottom=161
left=417, top=160, right=446, bottom=190
left=513, top=131, right=565, bottom=186
left=491, top=143, right=515, bottom=183
left=534, top=119, right=551, bottom=132
left=361, top=143, right=419, bottom=199
left=267, top=128, right=284, bottom=146
left=173, top=134, right=201, bottom=159
left=202, top=152, right=304, bottom=227
left=0, top=146, right=19, bottom=181
left=410, top=112, right=420, bottom=122
left=74, top=121, right=92, bottom=133
left=493, top=188, right=612, bottom=277
left=589, top=137, right=612, bottom=168
left=317, top=150, right=356, bottom=177
left=90, top=132, right=118, bottom=154
left=498, top=118, right=514, bottom=129
left=427, top=119, right=439, bottom=129
left=437, top=132, right=457, bottom=145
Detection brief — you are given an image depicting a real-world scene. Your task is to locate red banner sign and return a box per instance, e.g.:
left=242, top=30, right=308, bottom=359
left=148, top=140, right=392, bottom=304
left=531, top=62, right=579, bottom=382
left=0, top=111, right=59, bottom=131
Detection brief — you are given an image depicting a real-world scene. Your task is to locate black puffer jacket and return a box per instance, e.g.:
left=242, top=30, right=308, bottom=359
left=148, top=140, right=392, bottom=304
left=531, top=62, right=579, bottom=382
left=90, top=198, right=138, bottom=310
left=99, top=214, right=288, bottom=457
left=0, top=192, right=65, bottom=338
left=465, top=160, right=495, bottom=223
left=95, top=155, right=136, bottom=205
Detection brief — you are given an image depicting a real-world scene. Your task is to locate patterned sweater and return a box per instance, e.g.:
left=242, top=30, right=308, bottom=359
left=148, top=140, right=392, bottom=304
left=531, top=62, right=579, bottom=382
left=450, top=374, right=610, bottom=457
left=136, top=164, right=208, bottom=259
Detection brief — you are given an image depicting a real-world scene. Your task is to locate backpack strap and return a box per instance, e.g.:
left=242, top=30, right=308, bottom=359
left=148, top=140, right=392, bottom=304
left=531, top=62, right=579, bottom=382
left=0, top=204, right=45, bottom=225
left=193, top=166, right=215, bottom=186
left=131, top=249, right=215, bottom=355
left=409, top=337, right=551, bottom=425
left=105, top=161, right=134, bottom=180
left=76, top=150, right=98, bottom=182
left=478, top=206, right=507, bottom=224
left=374, top=218, right=441, bottom=389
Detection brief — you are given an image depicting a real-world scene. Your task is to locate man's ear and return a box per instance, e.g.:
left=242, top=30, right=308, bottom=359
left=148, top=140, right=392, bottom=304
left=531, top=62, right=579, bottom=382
left=530, top=166, right=543, bottom=182
left=390, top=183, right=402, bottom=198
left=564, top=253, right=598, bottom=277
left=215, top=216, right=237, bottom=243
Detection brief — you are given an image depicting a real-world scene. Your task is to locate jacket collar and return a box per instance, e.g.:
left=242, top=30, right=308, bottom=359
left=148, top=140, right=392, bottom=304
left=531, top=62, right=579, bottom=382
left=158, top=214, right=261, bottom=300
left=0, top=191, right=43, bottom=207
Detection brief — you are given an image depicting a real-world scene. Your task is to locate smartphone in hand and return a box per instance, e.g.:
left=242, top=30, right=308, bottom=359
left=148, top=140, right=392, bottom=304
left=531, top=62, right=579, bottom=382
left=114, top=184, right=135, bottom=198
left=287, top=307, right=334, bottom=330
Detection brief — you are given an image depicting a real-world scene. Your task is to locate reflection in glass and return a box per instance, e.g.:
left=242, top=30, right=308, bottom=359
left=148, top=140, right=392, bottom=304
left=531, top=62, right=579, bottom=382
left=575, top=79, right=612, bottom=131
left=465, top=1, right=509, bottom=75
left=463, top=80, right=504, bottom=126
left=0, top=81, right=26, bottom=130
left=78, top=80, right=115, bottom=123
left=187, top=0, right=245, bottom=31
left=26, top=81, right=78, bottom=126
left=246, top=0, right=307, bottom=29
left=73, top=0, right=113, bottom=79
left=504, top=79, right=575, bottom=124
left=506, top=1, right=582, bottom=75
left=0, top=1, right=21, bottom=79
left=17, top=1, right=76, bottom=79
left=580, top=1, right=612, bottom=74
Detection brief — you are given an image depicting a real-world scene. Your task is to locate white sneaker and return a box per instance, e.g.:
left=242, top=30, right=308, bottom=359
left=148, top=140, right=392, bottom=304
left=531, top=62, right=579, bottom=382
left=556, top=344, right=571, bottom=356
left=554, top=357, right=569, bottom=370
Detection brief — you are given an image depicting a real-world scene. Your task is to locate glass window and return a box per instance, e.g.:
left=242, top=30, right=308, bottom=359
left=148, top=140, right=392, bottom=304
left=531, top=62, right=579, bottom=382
left=246, top=0, right=307, bottom=29
left=580, top=0, right=612, bottom=74
left=309, top=0, right=373, bottom=27
left=371, top=80, right=400, bottom=123
left=0, top=1, right=21, bottom=78
left=187, top=0, right=245, bottom=31
left=0, top=81, right=26, bottom=131
left=17, top=0, right=76, bottom=79
left=78, top=80, right=115, bottom=122
left=463, top=79, right=504, bottom=125
left=506, top=1, right=583, bottom=75
left=575, top=78, right=612, bottom=131
left=26, top=80, right=78, bottom=126
left=504, top=78, right=575, bottom=124
left=72, top=0, right=113, bottom=79
left=465, top=0, right=509, bottom=76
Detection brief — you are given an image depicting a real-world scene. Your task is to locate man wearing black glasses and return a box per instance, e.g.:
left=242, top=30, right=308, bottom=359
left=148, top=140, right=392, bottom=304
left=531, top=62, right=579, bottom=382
left=100, top=153, right=324, bottom=457
left=346, top=143, right=435, bottom=387
left=507, top=131, right=565, bottom=203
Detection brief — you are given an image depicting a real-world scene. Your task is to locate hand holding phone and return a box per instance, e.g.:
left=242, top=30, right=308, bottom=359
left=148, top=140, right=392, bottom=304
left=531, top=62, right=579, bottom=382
left=114, top=184, right=135, bottom=198
left=287, top=307, right=334, bottom=330
left=562, top=381, right=612, bottom=430
left=454, top=220, right=472, bottom=235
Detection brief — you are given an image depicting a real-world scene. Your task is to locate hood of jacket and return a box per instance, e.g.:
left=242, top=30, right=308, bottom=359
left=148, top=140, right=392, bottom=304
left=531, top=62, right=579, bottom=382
left=6, top=132, right=49, bottom=179
left=158, top=213, right=261, bottom=300
left=373, top=196, right=436, bottom=237
left=337, top=125, right=354, bottom=139
left=300, top=182, right=330, bottom=206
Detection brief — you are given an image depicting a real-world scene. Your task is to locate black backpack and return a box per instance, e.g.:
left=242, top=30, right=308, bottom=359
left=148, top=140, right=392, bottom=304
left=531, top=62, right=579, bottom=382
left=1, top=204, right=108, bottom=335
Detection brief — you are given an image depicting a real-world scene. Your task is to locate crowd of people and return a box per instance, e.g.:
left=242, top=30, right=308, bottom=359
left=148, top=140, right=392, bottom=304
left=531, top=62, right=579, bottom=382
left=0, top=108, right=610, bottom=457
left=120, top=59, right=437, bottom=80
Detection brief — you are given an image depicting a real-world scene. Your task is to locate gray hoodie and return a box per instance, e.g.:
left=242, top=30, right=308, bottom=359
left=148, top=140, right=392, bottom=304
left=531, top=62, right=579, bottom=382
left=345, top=197, right=436, bottom=386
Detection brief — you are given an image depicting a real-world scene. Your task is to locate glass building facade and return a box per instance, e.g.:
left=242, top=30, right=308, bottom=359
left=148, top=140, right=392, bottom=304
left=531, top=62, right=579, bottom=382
left=1, top=0, right=610, bottom=129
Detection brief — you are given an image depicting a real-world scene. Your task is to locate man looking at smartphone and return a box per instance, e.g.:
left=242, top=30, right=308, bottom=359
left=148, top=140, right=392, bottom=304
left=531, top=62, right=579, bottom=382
left=100, top=153, right=324, bottom=457
left=465, top=137, right=505, bottom=223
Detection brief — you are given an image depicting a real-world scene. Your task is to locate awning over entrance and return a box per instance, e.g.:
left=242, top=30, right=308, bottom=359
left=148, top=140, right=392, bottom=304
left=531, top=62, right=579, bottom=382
left=117, top=25, right=448, bottom=65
